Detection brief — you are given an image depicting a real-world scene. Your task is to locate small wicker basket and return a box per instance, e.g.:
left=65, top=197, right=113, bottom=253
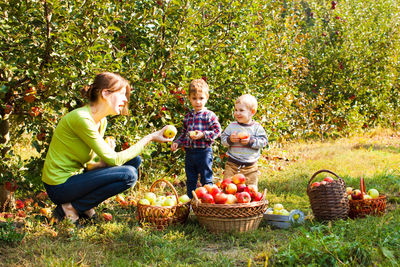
left=307, top=170, right=349, bottom=221
left=349, top=176, right=386, bottom=218
left=136, top=179, right=190, bottom=230
left=191, top=189, right=268, bottom=233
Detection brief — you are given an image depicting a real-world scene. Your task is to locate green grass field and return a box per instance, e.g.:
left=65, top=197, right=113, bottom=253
left=1, top=130, right=399, bottom=266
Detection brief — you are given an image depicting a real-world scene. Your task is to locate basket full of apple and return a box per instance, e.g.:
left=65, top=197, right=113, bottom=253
left=347, top=176, right=386, bottom=218
left=307, top=169, right=349, bottom=221
left=137, top=179, right=191, bottom=230
left=191, top=174, right=269, bottom=233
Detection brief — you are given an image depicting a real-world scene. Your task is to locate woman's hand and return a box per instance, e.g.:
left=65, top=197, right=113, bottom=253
left=149, top=126, right=174, bottom=143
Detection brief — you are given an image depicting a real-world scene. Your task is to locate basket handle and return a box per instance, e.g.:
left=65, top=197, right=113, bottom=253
left=308, top=169, right=342, bottom=187
left=150, top=179, right=180, bottom=204
left=359, top=176, right=366, bottom=199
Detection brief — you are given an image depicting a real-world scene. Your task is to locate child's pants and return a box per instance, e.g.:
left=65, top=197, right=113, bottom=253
left=185, top=147, right=213, bottom=198
left=223, top=160, right=259, bottom=190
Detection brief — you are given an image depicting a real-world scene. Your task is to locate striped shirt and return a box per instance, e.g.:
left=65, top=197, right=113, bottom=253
left=174, top=108, right=221, bottom=148
left=221, top=121, right=268, bottom=165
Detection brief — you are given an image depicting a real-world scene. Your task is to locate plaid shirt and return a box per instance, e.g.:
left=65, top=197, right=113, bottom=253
left=174, top=108, right=221, bottom=149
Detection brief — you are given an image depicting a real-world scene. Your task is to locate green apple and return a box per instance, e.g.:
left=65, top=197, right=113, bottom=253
left=153, top=201, right=163, bottom=207
left=139, top=198, right=151, bottom=205
left=293, top=214, right=300, bottom=220
left=157, top=196, right=167, bottom=203
left=367, top=188, right=379, bottom=199
left=144, top=192, right=157, bottom=204
left=364, top=194, right=372, bottom=200
left=163, top=125, right=177, bottom=139
left=281, top=209, right=290, bottom=216
left=178, top=194, right=191, bottom=204
left=163, top=198, right=176, bottom=206
left=273, top=203, right=284, bottom=211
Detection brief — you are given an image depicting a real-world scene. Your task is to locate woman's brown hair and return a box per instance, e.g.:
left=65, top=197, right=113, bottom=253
left=81, top=72, right=131, bottom=115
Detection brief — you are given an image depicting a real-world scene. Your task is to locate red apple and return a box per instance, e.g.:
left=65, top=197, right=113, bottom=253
left=225, top=183, right=237, bottom=194
left=252, top=192, right=263, bottom=202
left=226, top=194, right=237, bottom=204
left=214, top=193, right=228, bottom=204
left=236, top=192, right=251, bottom=203
left=102, top=212, right=113, bottom=221
left=311, top=182, right=320, bottom=188
left=323, top=177, right=334, bottom=183
left=232, top=173, right=246, bottom=184
left=237, top=131, right=250, bottom=140
left=195, top=187, right=208, bottom=199
left=220, top=178, right=232, bottom=190
left=210, top=187, right=221, bottom=198
left=245, top=185, right=257, bottom=198
left=236, top=183, right=246, bottom=192
left=204, top=184, right=214, bottom=193
left=351, top=189, right=362, bottom=200
left=320, top=181, right=327, bottom=186
left=201, top=193, right=215, bottom=204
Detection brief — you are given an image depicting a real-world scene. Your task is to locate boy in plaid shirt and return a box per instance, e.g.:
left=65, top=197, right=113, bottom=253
left=171, top=79, right=221, bottom=198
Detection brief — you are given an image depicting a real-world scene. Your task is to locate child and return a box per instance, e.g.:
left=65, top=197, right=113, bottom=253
left=171, top=79, right=221, bottom=198
left=221, top=94, right=268, bottom=190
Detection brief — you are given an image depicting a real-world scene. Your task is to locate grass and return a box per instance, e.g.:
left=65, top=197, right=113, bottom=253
left=1, top=130, right=399, bottom=266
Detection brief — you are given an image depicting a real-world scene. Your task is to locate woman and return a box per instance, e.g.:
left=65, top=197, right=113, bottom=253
left=42, top=72, right=172, bottom=223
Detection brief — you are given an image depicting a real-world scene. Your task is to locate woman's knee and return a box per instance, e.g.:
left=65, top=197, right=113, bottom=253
left=122, top=165, right=138, bottom=187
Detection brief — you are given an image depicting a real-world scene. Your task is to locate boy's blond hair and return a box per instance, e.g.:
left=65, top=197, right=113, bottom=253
left=235, top=94, right=258, bottom=113
left=189, top=79, right=209, bottom=97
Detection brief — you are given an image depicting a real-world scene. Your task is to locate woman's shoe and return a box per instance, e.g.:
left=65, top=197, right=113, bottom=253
left=52, top=205, right=65, bottom=222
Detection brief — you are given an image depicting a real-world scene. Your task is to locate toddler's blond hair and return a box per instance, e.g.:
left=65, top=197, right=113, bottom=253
left=189, top=79, right=209, bottom=97
left=235, top=94, right=258, bottom=113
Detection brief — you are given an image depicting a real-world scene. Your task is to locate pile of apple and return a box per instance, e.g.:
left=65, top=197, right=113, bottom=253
left=310, top=176, right=335, bottom=188
left=265, top=203, right=291, bottom=216
left=346, top=187, right=380, bottom=200
left=138, top=192, right=191, bottom=207
left=194, top=174, right=263, bottom=204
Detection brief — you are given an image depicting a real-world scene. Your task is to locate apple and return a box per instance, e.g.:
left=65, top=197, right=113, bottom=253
left=162, top=198, right=176, bottom=206
left=195, top=187, right=208, bottom=199
left=348, top=194, right=352, bottom=200
left=201, top=193, right=215, bottom=204
left=156, top=196, right=166, bottom=203
left=102, top=212, right=112, bottom=221
left=214, top=193, right=228, bottom=204
left=280, top=209, right=290, bottom=216
left=189, top=130, right=199, bottom=137
left=346, top=187, right=353, bottom=195
left=178, top=194, right=191, bottom=204
left=273, top=203, right=284, bottom=210
left=115, top=194, right=125, bottom=203
left=245, top=185, right=257, bottom=198
left=363, top=194, right=372, bottom=200
left=15, top=200, right=24, bottom=209
left=252, top=191, right=263, bottom=202
left=163, top=125, right=177, bottom=139
left=209, top=186, right=221, bottom=198
left=323, top=177, right=334, bottom=183
left=232, top=173, right=246, bottom=184
left=220, top=178, right=233, bottom=190
left=320, top=181, right=327, bottom=186
left=351, top=189, right=362, bottom=200
left=236, top=192, right=251, bottom=203
left=139, top=198, right=151, bottom=205
left=225, top=183, right=237, bottom=194
left=144, top=192, right=157, bottom=204
left=226, top=194, right=237, bottom=204
left=236, top=183, right=246, bottom=193
left=311, top=182, right=320, bottom=188
left=204, top=184, right=214, bottom=193
left=367, top=188, right=379, bottom=199
left=237, top=131, right=250, bottom=139
left=215, top=180, right=222, bottom=188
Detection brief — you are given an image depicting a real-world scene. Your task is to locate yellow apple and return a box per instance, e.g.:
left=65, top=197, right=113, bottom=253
left=144, top=192, right=157, bottom=204
left=273, top=203, right=284, bottom=211
left=163, top=125, right=177, bottom=138
left=367, top=188, right=379, bottom=199
left=178, top=194, right=191, bottom=204
left=138, top=198, right=151, bottom=205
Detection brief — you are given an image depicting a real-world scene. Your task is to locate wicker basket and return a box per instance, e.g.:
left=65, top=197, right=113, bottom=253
left=307, top=170, right=349, bottom=221
left=349, top=177, right=386, bottom=218
left=191, top=189, right=268, bottom=233
left=137, top=179, right=190, bottom=230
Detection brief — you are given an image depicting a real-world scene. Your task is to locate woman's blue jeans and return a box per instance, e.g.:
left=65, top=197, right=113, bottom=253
left=44, top=156, right=141, bottom=214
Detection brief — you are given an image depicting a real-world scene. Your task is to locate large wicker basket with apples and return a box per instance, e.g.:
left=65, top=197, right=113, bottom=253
left=136, top=179, right=191, bottom=230
left=307, top=169, right=349, bottom=221
left=348, top=176, right=386, bottom=218
left=191, top=174, right=269, bottom=233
